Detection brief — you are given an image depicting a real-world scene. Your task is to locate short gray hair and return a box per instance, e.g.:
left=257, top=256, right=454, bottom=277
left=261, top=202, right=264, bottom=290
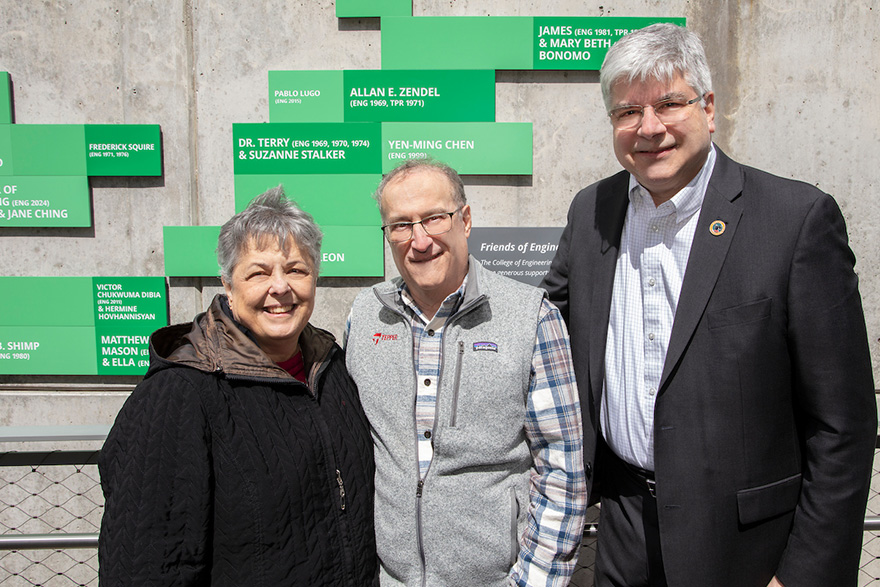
left=217, top=186, right=323, bottom=282
left=373, top=158, right=466, bottom=221
left=599, top=23, right=713, bottom=113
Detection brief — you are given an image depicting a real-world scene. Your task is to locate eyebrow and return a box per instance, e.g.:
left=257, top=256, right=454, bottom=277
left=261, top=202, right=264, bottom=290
left=386, top=208, right=450, bottom=224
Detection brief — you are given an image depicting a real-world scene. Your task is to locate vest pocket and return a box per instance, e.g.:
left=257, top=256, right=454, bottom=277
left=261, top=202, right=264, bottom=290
left=509, top=486, right=520, bottom=567
left=448, top=340, right=465, bottom=427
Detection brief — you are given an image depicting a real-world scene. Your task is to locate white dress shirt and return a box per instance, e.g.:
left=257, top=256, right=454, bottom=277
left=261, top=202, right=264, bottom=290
left=601, top=146, right=717, bottom=471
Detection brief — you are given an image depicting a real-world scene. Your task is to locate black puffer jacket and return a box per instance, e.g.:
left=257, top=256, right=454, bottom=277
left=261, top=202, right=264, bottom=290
left=98, top=295, right=378, bottom=586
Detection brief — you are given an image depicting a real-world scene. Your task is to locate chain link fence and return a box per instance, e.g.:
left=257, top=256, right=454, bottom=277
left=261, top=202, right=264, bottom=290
left=2, top=449, right=880, bottom=586
left=0, top=453, right=101, bottom=587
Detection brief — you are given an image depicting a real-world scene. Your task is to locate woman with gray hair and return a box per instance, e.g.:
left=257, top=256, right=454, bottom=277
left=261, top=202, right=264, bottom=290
left=98, top=187, right=378, bottom=586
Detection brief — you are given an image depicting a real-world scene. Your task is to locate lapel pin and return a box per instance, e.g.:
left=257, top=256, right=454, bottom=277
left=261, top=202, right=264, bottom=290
left=709, top=220, right=726, bottom=236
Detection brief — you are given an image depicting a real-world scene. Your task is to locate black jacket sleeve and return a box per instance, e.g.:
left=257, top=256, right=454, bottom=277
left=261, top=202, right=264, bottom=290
left=775, top=193, right=877, bottom=586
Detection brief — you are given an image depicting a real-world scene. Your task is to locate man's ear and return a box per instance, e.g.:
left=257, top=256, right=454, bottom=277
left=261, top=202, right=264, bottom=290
left=703, top=91, right=716, bottom=133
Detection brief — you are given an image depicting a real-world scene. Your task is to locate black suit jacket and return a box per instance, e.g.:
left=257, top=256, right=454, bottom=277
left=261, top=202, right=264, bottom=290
left=542, top=147, right=876, bottom=587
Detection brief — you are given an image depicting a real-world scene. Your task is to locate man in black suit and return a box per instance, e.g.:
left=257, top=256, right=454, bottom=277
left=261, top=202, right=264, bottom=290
left=542, top=23, right=876, bottom=587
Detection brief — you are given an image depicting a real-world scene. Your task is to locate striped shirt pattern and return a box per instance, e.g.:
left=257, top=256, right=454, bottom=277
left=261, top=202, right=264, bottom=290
left=400, top=279, right=466, bottom=478
left=601, top=146, right=716, bottom=471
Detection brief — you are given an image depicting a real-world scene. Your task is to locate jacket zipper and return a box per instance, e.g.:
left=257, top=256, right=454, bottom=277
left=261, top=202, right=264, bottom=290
left=303, top=346, right=355, bottom=584
left=418, top=297, right=485, bottom=586
left=336, top=469, right=346, bottom=511
left=377, top=290, right=487, bottom=587
left=416, top=479, right=427, bottom=587
left=448, top=340, right=464, bottom=427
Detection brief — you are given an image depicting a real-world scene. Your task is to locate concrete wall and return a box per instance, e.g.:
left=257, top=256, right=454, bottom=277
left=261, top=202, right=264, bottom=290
left=0, top=0, right=877, bottom=427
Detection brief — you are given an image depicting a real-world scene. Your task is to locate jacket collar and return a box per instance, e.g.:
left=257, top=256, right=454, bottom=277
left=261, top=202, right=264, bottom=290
left=148, top=294, right=337, bottom=395
left=373, top=254, right=489, bottom=317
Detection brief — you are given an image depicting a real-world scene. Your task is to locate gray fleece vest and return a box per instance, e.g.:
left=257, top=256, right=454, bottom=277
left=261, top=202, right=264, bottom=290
left=346, top=259, right=546, bottom=587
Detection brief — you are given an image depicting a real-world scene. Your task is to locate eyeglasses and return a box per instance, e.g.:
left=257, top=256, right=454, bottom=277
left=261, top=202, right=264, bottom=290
left=381, top=208, right=462, bottom=243
left=608, top=95, right=703, bottom=129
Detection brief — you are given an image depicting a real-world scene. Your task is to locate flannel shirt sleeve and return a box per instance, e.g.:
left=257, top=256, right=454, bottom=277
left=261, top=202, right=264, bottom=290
left=510, top=299, right=587, bottom=587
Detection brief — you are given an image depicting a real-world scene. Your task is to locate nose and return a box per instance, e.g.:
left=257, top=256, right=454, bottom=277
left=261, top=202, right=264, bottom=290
left=637, top=105, right=666, bottom=137
left=410, top=222, right=433, bottom=251
left=268, top=270, right=290, bottom=295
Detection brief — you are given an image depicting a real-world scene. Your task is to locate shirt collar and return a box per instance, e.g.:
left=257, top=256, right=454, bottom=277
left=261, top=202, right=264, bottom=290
left=399, top=274, right=469, bottom=326
left=627, top=143, right=717, bottom=223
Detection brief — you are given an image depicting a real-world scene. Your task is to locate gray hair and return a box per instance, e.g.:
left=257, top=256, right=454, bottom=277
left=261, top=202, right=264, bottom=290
left=599, top=23, right=713, bottom=112
left=217, top=186, right=323, bottom=282
left=373, top=158, right=466, bottom=221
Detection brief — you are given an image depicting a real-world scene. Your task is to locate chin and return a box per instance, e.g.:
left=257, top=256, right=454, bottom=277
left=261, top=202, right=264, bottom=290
left=264, top=334, right=303, bottom=355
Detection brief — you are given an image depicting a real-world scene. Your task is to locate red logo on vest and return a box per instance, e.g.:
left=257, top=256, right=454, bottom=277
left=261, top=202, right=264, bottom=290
left=372, top=332, right=399, bottom=345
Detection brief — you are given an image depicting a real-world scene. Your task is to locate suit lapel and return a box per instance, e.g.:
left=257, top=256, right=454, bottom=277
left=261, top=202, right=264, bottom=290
left=590, top=172, right=629, bottom=407
left=659, top=148, right=744, bottom=390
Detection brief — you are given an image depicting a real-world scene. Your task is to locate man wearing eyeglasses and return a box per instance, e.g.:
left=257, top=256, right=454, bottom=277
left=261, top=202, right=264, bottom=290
left=345, top=159, right=586, bottom=586
left=542, top=23, right=875, bottom=587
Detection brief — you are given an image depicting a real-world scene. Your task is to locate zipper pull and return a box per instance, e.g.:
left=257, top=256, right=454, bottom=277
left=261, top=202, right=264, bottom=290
left=416, top=479, right=424, bottom=498
left=336, top=469, right=346, bottom=510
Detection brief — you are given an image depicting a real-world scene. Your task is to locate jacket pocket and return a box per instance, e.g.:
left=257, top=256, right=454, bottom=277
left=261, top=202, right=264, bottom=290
left=707, top=297, right=772, bottom=330
left=736, top=472, right=802, bottom=525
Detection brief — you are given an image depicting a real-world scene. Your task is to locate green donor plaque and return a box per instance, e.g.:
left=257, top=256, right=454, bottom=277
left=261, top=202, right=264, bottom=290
left=382, top=17, right=531, bottom=70
left=233, top=174, right=381, bottom=225
left=163, top=226, right=222, bottom=277
left=233, top=123, right=382, bottom=175
left=343, top=70, right=495, bottom=122
left=382, top=122, right=532, bottom=175
left=381, top=16, right=684, bottom=70
left=163, top=225, right=383, bottom=278
left=0, top=176, right=91, bottom=227
left=92, top=277, right=168, bottom=375
left=269, top=71, right=344, bottom=124
left=1, top=72, right=11, bottom=124
left=0, top=276, right=167, bottom=375
left=84, top=125, right=162, bottom=176
left=336, top=0, right=411, bottom=18
left=533, top=17, right=685, bottom=69
left=270, top=70, right=496, bottom=123
left=9, top=125, right=86, bottom=176
left=0, top=125, right=10, bottom=176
